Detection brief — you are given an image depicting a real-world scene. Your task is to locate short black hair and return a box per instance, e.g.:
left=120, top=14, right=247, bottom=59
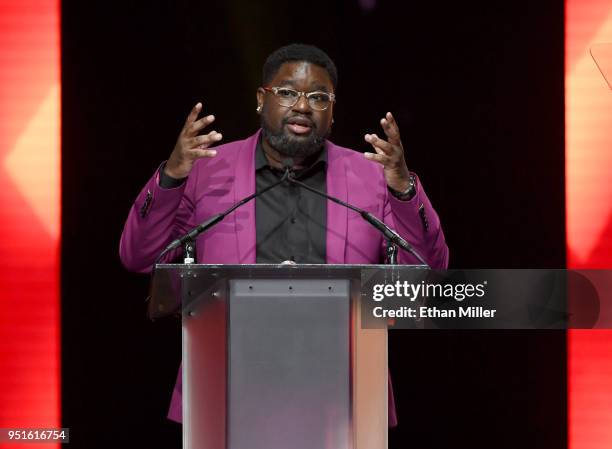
left=262, top=43, right=338, bottom=89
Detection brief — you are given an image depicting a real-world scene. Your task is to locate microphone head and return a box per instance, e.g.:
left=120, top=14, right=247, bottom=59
left=282, top=158, right=294, bottom=171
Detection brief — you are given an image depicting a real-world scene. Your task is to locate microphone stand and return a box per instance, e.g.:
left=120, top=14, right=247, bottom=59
left=155, top=167, right=291, bottom=265
left=155, top=161, right=427, bottom=266
left=286, top=172, right=428, bottom=267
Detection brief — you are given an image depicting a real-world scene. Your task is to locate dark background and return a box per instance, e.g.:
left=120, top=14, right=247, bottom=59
left=61, top=0, right=566, bottom=448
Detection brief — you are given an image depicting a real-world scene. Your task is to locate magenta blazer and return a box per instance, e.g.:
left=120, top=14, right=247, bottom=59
left=120, top=129, right=449, bottom=426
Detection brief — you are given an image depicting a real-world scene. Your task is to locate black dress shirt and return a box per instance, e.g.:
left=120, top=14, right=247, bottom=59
left=254, top=139, right=327, bottom=264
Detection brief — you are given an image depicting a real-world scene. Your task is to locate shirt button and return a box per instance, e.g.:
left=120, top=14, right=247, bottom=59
left=290, top=217, right=296, bottom=224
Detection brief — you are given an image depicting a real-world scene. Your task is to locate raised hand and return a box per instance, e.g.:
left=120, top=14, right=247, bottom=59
left=363, top=112, right=411, bottom=193
left=164, top=102, right=223, bottom=179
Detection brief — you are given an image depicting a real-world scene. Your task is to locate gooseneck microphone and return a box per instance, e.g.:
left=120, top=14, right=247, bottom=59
left=155, top=165, right=291, bottom=264
left=284, top=162, right=429, bottom=267
left=155, top=156, right=428, bottom=267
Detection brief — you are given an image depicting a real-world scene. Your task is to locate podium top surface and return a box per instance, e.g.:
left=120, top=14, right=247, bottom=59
left=149, top=264, right=427, bottom=319
left=155, top=263, right=427, bottom=274
left=153, top=263, right=428, bottom=282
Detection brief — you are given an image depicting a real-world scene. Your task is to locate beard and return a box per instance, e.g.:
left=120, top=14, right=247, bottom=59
left=261, top=113, right=329, bottom=159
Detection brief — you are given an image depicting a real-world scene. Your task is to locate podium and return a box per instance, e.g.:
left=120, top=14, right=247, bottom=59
left=150, top=264, right=407, bottom=449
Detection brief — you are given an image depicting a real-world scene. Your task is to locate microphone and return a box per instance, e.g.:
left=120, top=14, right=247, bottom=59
left=155, top=164, right=291, bottom=264
left=285, top=167, right=429, bottom=267
left=281, top=157, right=294, bottom=175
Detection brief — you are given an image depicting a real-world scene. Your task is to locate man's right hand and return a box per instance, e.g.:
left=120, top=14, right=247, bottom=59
left=164, top=102, right=223, bottom=179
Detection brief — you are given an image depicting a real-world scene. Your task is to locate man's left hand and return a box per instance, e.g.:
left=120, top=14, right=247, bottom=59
left=364, top=112, right=411, bottom=192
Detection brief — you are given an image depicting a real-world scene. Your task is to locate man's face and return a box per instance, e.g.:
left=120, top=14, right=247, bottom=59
left=258, top=61, right=334, bottom=158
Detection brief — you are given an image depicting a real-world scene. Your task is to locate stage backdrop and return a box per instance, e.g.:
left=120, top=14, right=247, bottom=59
left=566, top=0, right=612, bottom=448
left=0, top=1, right=61, bottom=448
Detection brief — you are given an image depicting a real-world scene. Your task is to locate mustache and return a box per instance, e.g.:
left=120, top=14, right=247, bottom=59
left=283, top=115, right=316, bottom=129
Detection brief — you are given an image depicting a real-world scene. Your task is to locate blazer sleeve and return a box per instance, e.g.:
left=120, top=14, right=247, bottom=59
left=119, top=163, right=197, bottom=273
left=383, top=174, right=449, bottom=269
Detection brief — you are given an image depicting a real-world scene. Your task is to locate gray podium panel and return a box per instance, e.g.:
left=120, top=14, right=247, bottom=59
left=228, top=279, right=350, bottom=449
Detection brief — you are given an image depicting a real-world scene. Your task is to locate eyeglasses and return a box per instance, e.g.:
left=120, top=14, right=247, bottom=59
left=263, top=86, right=335, bottom=111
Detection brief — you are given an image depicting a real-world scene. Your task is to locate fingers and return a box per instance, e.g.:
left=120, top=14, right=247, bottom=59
left=182, top=102, right=218, bottom=135
left=179, top=102, right=222, bottom=154
left=364, top=151, right=390, bottom=166
left=363, top=133, right=393, bottom=166
left=188, top=130, right=223, bottom=149
left=188, top=148, right=218, bottom=159
left=187, top=130, right=221, bottom=159
left=381, top=112, right=401, bottom=146
left=183, top=102, right=202, bottom=131
left=188, top=114, right=215, bottom=135
left=364, top=133, right=391, bottom=165
left=363, top=112, right=404, bottom=167
left=364, top=133, right=394, bottom=155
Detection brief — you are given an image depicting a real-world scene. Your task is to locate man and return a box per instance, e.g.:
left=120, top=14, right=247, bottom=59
left=120, top=44, right=448, bottom=425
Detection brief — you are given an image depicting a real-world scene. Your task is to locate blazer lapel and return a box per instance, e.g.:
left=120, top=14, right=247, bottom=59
left=233, top=130, right=260, bottom=264
left=326, top=142, right=348, bottom=264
